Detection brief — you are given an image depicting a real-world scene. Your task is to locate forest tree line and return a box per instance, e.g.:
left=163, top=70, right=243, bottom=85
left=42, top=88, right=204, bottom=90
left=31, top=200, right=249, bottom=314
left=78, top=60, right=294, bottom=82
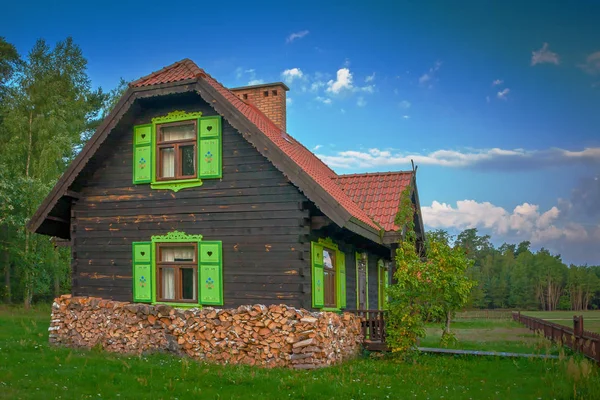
left=1, top=36, right=598, bottom=310
left=0, top=36, right=126, bottom=306
left=457, top=228, right=600, bottom=311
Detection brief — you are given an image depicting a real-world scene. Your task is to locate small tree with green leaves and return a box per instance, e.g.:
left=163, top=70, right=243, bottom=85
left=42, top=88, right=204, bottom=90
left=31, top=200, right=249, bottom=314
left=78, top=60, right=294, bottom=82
left=387, top=188, right=475, bottom=352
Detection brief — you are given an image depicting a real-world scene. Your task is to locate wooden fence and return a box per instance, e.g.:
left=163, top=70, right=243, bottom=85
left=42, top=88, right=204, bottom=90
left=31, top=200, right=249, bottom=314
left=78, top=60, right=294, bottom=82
left=513, top=312, right=600, bottom=364
left=347, top=310, right=387, bottom=351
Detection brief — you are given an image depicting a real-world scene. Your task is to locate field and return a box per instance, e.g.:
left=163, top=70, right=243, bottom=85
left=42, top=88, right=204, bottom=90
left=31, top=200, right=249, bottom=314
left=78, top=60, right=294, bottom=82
left=421, top=319, right=561, bottom=354
left=1, top=305, right=599, bottom=399
left=523, top=310, right=600, bottom=334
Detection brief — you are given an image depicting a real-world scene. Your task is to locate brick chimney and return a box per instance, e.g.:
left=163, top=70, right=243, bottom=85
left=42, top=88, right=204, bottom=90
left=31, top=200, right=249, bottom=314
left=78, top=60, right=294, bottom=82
left=230, top=82, right=290, bottom=131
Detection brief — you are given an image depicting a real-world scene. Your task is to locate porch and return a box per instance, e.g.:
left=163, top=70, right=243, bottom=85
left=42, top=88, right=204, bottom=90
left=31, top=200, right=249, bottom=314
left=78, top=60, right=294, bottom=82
left=347, top=310, right=389, bottom=351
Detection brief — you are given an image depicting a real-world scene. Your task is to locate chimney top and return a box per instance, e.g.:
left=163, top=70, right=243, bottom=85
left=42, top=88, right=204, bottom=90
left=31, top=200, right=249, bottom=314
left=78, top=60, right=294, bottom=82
left=230, top=82, right=289, bottom=131
left=229, top=82, right=290, bottom=92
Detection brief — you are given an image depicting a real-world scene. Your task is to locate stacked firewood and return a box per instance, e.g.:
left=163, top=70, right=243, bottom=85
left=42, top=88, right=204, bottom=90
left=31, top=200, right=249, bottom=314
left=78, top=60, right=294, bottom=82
left=49, top=295, right=363, bottom=369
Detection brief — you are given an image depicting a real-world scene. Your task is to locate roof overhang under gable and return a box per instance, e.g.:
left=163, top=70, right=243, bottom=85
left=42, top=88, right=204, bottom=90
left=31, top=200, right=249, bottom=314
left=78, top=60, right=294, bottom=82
left=28, top=76, right=386, bottom=245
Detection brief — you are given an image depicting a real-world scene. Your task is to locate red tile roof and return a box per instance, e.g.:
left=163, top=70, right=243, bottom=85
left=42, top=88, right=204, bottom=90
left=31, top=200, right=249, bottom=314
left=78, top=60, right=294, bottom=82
left=335, top=172, right=413, bottom=231
left=130, top=59, right=414, bottom=232
left=130, top=59, right=204, bottom=87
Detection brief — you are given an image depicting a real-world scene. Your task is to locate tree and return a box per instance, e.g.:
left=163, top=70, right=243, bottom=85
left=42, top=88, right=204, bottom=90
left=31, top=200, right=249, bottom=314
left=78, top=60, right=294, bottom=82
left=0, top=37, right=104, bottom=307
left=386, top=189, right=475, bottom=352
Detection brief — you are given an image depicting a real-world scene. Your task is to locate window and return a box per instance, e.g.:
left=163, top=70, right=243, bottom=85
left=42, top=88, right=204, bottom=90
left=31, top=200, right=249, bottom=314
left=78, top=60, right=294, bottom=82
left=156, top=243, right=197, bottom=303
left=311, top=240, right=346, bottom=309
left=156, top=120, right=197, bottom=180
left=323, top=248, right=337, bottom=308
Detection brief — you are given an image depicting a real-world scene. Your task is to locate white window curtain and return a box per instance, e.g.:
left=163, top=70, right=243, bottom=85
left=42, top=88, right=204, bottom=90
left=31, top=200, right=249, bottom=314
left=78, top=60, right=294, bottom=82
left=161, top=148, right=175, bottom=178
left=162, top=268, right=175, bottom=300
left=161, top=125, right=195, bottom=142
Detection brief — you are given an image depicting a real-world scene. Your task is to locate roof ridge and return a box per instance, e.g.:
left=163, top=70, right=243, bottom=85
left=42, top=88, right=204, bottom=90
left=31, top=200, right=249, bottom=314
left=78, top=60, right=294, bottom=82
left=336, top=170, right=413, bottom=178
left=130, top=58, right=204, bottom=87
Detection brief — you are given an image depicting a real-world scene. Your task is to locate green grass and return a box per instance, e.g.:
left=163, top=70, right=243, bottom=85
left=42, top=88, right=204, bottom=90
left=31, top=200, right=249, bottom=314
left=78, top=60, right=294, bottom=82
left=523, top=310, right=600, bottom=334
left=1, top=305, right=599, bottom=399
left=422, top=319, right=563, bottom=354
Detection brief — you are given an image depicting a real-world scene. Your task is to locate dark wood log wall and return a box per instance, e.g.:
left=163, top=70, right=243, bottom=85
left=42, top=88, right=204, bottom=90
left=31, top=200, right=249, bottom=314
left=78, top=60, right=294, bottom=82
left=69, top=92, right=311, bottom=308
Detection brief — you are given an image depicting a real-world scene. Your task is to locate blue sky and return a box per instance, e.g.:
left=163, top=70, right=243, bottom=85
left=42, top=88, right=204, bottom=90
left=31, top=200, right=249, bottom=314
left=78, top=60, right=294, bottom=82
left=3, top=0, right=599, bottom=264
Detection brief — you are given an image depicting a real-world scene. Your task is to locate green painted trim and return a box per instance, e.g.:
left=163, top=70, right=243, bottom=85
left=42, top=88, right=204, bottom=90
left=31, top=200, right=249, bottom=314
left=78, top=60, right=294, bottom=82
left=317, top=237, right=338, bottom=250
left=355, top=251, right=369, bottom=309
left=321, top=307, right=341, bottom=312
left=151, top=179, right=203, bottom=192
left=151, top=110, right=203, bottom=124
left=199, top=116, right=222, bottom=179
left=151, top=230, right=204, bottom=242
left=366, top=253, right=369, bottom=310
left=132, top=241, right=152, bottom=303
left=153, top=302, right=203, bottom=309
left=133, top=124, right=153, bottom=185
left=198, top=241, right=224, bottom=306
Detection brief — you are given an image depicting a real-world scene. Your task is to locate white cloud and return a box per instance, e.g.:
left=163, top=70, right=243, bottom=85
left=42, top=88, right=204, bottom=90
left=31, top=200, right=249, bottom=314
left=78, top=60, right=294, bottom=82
left=286, top=30, right=309, bottom=43
left=497, top=88, right=510, bottom=100
left=421, top=200, right=572, bottom=241
left=492, top=79, right=504, bottom=86
left=399, top=100, right=411, bottom=109
left=358, top=85, right=375, bottom=93
left=248, top=79, right=265, bottom=85
left=340, top=108, right=346, bottom=114
left=313, top=144, right=323, bottom=150
left=315, top=146, right=600, bottom=170
left=286, top=97, right=293, bottom=105
left=419, top=61, right=442, bottom=86
left=365, top=73, right=376, bottom=82
left=579, top=51, right=600, bottom=75
left=531, top=43, right=560, bottom=66
left=281, top=68, right=304, bottom=84
left=310, top=81, right=326, bottom=92
left=326, top=68, right=353, bottom=94
left=357, top=97, right=367, bottom=107
left=402, top=115, right=410, bottom=120
left=315, top=96, right=332, bottom=105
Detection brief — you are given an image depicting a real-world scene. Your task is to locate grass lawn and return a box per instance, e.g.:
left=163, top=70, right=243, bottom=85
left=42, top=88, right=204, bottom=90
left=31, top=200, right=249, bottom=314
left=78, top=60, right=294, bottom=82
left=523, top=310, right=600, bottom=334
left=1, top=305, right=599, bottom=399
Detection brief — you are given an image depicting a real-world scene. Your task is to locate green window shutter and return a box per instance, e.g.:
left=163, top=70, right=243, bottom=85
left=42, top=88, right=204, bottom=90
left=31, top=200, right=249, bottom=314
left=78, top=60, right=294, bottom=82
left=199, top=241, right=223, bottom=305
left=132, top=242, right=152, bottom=302
left=199, top=117, right=222, bottom=179
left=311, top=242, right=324, bottom=308
left=336, top=249, right=346, bottom=309
left=384, top=266, right=389, bottom=310
left=133, top=124, right=153, bottom=184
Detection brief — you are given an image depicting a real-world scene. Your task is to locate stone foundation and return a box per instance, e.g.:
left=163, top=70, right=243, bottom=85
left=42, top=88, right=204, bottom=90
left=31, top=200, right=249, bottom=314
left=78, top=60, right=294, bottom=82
left=49, top=295, right=363, bottom=369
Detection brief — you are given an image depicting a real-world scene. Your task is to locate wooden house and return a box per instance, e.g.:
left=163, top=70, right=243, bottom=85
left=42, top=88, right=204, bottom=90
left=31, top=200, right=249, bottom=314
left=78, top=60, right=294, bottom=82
left=28, top=59, right=425, bottom=311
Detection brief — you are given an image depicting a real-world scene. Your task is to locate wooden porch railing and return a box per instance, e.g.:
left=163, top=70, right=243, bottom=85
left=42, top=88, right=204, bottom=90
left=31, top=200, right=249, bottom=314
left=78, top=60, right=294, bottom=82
left=347, top=309, right=388, bottom=351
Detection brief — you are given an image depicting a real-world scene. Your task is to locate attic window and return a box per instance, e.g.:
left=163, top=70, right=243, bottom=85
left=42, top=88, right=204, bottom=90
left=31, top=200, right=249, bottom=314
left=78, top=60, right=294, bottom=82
left=156, top=121, right=197, bottom=180
left=263, top=91, right=269, bottom=97
left=272, top=90, right=278, bottom=96
left=243, top=94, right=248, bottom=100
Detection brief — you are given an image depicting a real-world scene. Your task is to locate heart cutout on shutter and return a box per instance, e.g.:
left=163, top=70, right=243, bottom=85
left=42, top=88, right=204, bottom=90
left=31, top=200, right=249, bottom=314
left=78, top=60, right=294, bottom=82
left=207, top=126, right=213, bottom=131
left=141, top=134, right=146, bottom=139
left=140, top=251, right=145, bottom=256
left=207, top=251, right=213, bottom=257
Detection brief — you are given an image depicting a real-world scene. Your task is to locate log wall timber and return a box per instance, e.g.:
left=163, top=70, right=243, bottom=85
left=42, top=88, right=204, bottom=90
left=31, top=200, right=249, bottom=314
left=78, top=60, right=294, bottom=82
left=70, top=93, right=310, bottom=308
left=50, top=295, right=363, bottom=369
